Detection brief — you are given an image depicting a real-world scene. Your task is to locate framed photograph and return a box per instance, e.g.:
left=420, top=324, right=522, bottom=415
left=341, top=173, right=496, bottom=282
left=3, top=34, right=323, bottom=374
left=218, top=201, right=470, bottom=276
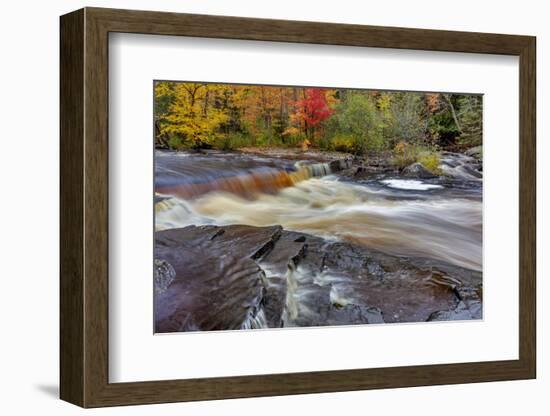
left=60, top=7, right=536, bottom=407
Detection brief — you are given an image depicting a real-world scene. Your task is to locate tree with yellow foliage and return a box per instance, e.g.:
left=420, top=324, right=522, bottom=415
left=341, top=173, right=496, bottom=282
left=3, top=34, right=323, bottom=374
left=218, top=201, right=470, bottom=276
left=156, top=82, right=229, bottom=149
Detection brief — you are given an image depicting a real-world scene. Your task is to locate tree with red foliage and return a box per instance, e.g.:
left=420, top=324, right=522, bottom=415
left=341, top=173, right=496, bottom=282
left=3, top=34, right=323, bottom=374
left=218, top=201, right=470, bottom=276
left=292, top=88, right=334, bottom=140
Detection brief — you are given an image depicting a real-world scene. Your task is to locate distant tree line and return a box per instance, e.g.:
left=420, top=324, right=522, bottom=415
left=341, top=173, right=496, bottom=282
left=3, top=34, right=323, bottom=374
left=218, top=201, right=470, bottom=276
left=154, top=81, right=482, bottom=155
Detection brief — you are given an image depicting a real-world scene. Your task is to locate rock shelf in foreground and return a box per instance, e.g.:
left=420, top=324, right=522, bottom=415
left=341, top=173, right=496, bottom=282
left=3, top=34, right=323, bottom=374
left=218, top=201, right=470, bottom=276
left=154, top=224, right=482, bottom=332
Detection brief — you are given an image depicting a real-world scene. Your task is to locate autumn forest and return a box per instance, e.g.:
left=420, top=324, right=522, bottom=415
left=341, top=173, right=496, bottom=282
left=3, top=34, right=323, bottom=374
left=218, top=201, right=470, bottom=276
left=154, top=81, right=482, bottom=164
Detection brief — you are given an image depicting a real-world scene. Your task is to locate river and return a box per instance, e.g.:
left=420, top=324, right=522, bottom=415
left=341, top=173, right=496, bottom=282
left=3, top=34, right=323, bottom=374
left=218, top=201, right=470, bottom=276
left=154, top=150, right=482, bottom=272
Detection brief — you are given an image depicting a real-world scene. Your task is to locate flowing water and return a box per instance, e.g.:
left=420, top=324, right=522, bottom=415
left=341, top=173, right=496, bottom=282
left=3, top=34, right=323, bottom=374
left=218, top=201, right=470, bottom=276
left=155, top=150, right=482, bottom=271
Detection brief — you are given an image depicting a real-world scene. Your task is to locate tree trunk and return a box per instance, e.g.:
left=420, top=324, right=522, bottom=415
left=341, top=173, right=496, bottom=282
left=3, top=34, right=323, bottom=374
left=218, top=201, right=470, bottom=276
left=202, top=89, right=209, bottom=116
left=444, top=94, right=462, bottom=133
left=154, top=121, right=169, bottom=148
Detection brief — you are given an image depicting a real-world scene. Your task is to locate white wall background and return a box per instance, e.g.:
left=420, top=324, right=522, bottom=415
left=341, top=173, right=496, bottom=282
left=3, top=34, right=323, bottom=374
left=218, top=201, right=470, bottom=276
left=0, top=0, right=545, bottom=414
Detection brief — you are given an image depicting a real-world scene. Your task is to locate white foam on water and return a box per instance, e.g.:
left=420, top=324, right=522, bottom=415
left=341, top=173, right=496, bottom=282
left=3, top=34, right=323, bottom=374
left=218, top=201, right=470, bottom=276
left=380, top=179, right=444, bottom=190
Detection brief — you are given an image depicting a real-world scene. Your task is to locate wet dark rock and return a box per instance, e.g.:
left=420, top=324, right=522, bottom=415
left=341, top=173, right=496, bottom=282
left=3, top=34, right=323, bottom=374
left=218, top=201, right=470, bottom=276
left=154, top=225, right=283, bottom=332
left=156, top=224, right=282, bottom=259
left=439, top=152, right=483, bottom=181
left=155, top=224, right=482, bottom=332
left=326, top=305, right=385, bottom=325
left=328, top=158, right=353, bottom=172
left=454, top=283, right=483, bottom=319
left=402, top=162, right=438, bottom=179
left=263, top=286, right=286, bottom=328
left=440, top=158, right=460, bottom=168
left=339, top=162, right=399, bottom=180
left=154, top=246, right=266, bottom=332
left=154, top=259, right=175, bottom=294
left=464, top=146, right=482, bottom=159
left=355, top=165, right=389, bottom=178
left=459, top=164, right=483, bottom=179
left=428, top=301, right=476, bottom=321
left=364, top=307, right=385, bottom=324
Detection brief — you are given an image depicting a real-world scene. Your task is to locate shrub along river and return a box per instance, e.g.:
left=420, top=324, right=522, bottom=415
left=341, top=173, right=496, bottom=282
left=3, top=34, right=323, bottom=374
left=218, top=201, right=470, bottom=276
left=153, top=149, right=483, bottom=332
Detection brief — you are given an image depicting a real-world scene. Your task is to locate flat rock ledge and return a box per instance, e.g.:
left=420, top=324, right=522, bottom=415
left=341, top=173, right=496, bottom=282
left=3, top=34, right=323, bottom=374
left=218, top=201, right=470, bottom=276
left=155, top=224, right=482, bottom=332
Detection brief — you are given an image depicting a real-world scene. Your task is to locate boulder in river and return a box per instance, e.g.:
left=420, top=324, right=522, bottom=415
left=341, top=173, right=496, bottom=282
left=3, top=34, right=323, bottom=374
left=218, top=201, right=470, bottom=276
left=439, top=152, right=483, bottom=181
left=401, top=162, right=438, bottom=179
left=464, top=146, right=483, bottom=159
left=328, top=158, right=353, bottom=172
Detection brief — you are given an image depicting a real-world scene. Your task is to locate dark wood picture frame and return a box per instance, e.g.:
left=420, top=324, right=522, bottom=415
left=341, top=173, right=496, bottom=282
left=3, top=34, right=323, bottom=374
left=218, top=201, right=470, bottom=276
left=60, top=7, right=536, bottom=408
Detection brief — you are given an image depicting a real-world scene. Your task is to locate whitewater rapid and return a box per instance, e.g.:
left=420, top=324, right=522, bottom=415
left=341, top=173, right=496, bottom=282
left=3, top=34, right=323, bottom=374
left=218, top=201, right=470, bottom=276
left=156, top=174, right=482, bottom=271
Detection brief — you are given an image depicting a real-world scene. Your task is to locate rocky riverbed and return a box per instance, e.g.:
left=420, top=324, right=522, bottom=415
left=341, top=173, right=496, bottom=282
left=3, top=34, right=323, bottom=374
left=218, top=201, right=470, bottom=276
left=154, top=148, right=483, bottom=332
left=155, top=224, right=482, bottom=332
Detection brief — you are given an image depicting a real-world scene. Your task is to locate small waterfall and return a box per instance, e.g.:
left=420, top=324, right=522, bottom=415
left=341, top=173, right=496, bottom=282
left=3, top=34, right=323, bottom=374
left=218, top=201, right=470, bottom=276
left=240, top=308, right=268, bottom=330
left=282, top=262, right=300, bottom=323
left=156, top=162, right=333, bottom=200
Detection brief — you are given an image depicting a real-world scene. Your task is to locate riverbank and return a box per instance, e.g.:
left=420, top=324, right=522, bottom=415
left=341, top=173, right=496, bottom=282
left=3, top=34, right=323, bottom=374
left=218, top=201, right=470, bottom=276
left=237, top=145, right=482, bottom=181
